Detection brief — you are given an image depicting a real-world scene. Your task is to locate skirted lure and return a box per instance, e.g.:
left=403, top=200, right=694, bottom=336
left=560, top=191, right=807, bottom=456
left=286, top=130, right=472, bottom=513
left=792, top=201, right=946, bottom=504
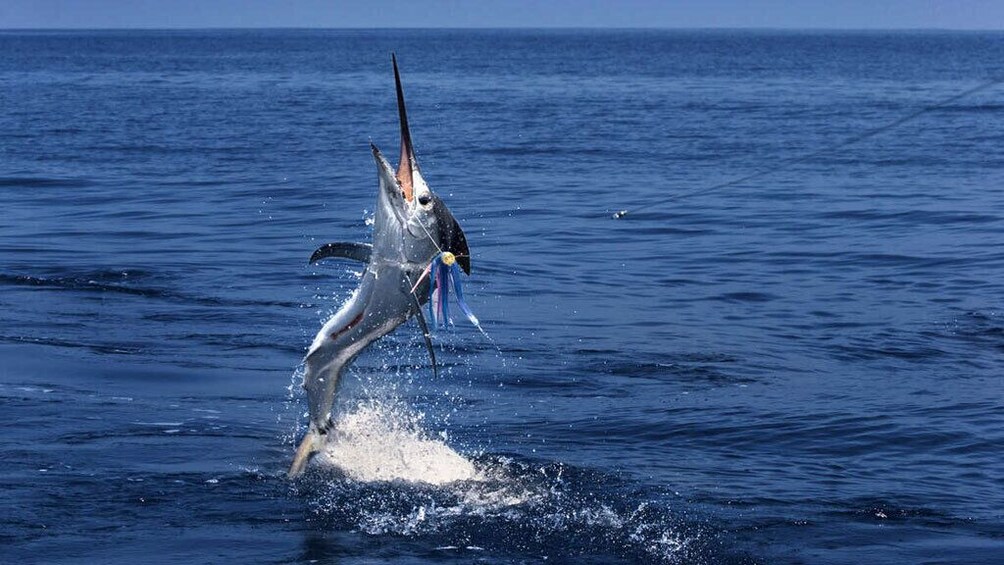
left=412, top=251, right=479, bottom=329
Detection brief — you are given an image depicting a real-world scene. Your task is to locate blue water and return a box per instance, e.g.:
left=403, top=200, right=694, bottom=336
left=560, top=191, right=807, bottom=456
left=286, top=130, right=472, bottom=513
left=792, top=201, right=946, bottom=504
left=2, top=29, right=1003, bottom=564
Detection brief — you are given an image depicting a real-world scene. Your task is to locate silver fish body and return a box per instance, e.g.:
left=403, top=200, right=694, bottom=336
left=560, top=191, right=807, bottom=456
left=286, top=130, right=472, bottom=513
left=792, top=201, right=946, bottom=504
left=289, top=56, right=470, bottom=478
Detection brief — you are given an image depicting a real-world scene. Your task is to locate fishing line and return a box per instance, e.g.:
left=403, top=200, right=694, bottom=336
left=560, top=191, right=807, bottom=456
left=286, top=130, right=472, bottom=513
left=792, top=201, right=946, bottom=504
left=611, top=77, right=1004, bottom=219
left=410, top=207, right=445, bottom=254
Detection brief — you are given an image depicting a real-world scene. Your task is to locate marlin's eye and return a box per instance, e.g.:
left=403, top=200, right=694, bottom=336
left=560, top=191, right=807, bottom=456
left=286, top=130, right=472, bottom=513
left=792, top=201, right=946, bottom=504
left=418, top=195, right=431, bottom=206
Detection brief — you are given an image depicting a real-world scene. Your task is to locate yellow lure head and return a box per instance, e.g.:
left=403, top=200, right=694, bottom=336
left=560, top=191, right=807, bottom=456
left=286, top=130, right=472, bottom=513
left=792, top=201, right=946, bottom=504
left=441, top=252, right=456, bottom=266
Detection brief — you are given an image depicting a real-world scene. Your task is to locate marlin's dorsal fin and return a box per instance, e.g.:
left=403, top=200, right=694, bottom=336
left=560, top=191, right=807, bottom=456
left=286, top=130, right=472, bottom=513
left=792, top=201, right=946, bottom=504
left=309, top=242, right=372, bottom=265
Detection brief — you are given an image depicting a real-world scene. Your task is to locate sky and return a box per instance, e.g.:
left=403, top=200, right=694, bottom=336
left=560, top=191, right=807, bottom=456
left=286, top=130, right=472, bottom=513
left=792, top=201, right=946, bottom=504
left=1, top=0, right=1003, bottom=30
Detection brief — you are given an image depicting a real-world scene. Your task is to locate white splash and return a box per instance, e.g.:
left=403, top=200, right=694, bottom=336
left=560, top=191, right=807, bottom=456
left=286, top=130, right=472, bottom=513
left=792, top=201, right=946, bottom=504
left=316, top=401, right=480, bottom=485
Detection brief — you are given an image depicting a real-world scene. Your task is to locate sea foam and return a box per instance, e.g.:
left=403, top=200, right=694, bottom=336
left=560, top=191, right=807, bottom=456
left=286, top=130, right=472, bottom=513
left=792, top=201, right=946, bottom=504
left=316, top=400, right=480, bottom=485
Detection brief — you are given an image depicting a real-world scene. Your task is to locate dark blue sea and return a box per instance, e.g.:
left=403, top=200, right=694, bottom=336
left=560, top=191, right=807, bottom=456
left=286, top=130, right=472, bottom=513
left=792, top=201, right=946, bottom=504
left=2, top=29, right=1003, bottom=564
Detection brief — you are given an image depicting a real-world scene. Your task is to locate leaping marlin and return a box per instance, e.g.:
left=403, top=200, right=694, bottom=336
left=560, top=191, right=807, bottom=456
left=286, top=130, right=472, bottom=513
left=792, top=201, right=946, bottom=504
left=288, top=55, right=470, bottom=478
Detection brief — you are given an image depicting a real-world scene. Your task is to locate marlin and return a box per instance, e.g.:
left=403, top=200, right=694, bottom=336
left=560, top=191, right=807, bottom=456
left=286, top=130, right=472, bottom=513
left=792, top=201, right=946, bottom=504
left=288, top=55, right=470, bottom=478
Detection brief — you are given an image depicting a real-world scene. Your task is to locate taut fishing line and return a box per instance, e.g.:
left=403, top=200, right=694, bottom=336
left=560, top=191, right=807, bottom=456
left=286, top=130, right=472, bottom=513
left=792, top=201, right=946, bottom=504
left=612, top=77, right=1004, bottom=219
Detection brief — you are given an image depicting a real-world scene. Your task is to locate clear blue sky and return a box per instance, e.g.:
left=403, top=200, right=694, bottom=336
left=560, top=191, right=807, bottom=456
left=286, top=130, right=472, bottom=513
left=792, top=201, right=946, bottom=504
left=1, top=0, right=1002, bottom=30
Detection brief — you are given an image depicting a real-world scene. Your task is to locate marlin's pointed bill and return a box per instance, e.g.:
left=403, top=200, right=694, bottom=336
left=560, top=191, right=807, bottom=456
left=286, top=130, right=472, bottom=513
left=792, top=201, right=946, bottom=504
left=393, top=53, right=416, bottom=202
left=288, top=56, right=475, bottom=478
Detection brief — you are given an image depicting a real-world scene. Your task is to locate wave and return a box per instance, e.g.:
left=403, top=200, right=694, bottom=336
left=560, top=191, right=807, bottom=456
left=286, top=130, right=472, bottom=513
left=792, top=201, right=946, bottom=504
left=0, top=334, right=144, bottom=355
left=937, top=103, right=1004, bottom=114
left=0, top=176, right=94, bottom=188
left=0, top=270, right=305, bottom=309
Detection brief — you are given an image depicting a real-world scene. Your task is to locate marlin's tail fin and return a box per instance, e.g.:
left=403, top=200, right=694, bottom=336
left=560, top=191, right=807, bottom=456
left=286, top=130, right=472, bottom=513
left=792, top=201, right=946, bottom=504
left=288, top=429, right=324, bottom=478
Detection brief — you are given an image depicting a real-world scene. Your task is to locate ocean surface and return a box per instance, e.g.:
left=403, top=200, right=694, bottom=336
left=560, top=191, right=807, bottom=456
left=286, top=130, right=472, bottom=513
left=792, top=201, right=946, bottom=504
left=1, top=29, right=1003, bottom=564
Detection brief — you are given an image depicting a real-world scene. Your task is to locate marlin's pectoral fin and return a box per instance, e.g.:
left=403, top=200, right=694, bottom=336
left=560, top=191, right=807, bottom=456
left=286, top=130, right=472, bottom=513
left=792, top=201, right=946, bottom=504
left=309, top=242, right=372, bottom=265
left=408, top=284, right=438, bottom=379
left=448, top=217, right=471, bottom=275
left=436, top=209, right=471, bottom=275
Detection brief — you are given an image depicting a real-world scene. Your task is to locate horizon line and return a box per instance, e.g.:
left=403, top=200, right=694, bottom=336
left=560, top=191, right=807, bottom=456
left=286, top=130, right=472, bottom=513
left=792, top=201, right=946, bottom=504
left=2, top=25, right=1003, bottom=32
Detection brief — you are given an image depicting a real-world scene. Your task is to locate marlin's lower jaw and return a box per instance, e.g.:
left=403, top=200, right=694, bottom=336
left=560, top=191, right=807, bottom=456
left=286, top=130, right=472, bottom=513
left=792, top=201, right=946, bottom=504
left=372, top=146, right=407, bottom=220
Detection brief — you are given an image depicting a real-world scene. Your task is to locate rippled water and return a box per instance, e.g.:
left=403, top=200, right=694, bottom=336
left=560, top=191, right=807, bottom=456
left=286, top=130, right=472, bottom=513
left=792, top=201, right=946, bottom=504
left=2, top=29, right=1003, bottom=563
